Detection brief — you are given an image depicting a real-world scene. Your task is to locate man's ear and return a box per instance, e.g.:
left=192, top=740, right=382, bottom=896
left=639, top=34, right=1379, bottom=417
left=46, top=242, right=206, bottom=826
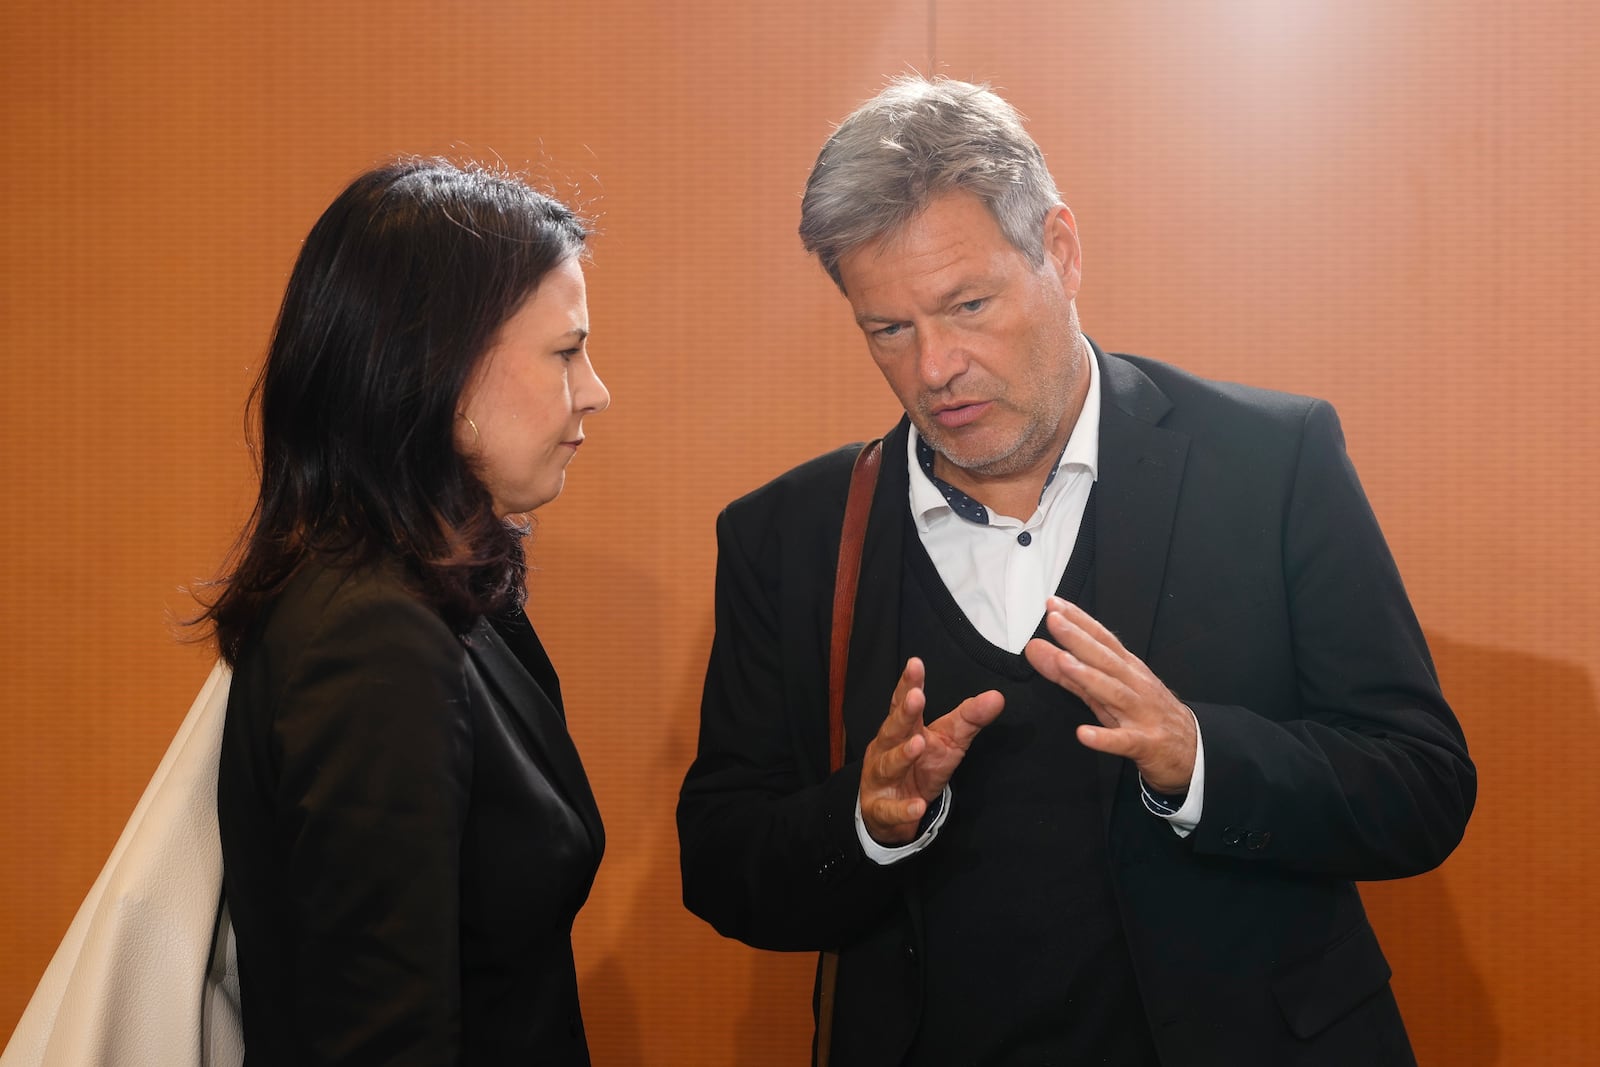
left=1042, top=204, right=1082, bottom=296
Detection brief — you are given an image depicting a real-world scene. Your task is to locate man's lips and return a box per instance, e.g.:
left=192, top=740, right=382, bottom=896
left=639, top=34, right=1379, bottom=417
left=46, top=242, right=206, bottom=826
left=931, top=401, right=991, bottom=429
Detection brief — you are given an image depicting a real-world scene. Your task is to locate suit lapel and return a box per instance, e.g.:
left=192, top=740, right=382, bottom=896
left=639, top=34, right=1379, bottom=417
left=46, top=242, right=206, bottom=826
left=1090, top=348, right=1190, bottom=814
left=466, top=615, right=603, bottom=849
left=489, top=610, right=565, bottom=717
left=1092, top=348, right=1188, bottom=659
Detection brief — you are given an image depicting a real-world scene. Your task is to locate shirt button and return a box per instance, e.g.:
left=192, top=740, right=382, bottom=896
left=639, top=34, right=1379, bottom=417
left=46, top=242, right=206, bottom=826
left=1017, top=531, right=1033, bottom=546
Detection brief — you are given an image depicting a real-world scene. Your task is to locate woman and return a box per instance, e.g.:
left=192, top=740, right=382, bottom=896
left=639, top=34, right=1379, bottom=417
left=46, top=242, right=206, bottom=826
left=202, top=159, right=610, bottom=1064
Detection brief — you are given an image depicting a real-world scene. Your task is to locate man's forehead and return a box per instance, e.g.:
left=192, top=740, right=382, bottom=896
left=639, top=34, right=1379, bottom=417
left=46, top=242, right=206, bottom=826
left=840, top=198, right=1017, bottom=313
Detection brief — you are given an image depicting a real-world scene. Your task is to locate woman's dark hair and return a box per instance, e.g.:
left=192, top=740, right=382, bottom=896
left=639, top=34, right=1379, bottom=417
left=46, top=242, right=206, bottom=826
left=198, top=159, right=590, bottom=666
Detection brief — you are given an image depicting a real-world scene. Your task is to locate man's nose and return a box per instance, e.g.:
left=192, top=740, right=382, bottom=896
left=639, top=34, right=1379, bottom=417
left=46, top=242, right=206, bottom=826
left=917, top=324, right=969, bottom=389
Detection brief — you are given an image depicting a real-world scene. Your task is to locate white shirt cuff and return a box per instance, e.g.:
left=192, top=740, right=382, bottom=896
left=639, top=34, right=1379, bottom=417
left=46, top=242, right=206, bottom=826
left=855, top=785, right=953, bottom=865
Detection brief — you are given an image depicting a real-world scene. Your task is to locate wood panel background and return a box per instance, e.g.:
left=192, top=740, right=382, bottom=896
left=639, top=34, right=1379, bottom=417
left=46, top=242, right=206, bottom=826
left=3, top=1, right=1596, bottom=1062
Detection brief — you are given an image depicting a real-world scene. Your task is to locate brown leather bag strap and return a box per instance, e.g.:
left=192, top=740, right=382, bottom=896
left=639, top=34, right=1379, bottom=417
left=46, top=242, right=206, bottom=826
left=818, top=437, right=883, bottom=1067
left=828, top=438, right=883, bottom=773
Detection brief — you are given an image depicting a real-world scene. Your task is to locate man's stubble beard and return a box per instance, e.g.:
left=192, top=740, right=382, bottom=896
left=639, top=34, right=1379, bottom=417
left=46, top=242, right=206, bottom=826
left=917, top=334, right=1084, bottom=482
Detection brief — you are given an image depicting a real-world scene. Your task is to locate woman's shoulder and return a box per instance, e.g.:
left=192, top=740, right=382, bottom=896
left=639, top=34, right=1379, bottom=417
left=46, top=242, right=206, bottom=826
left=244, top=555, right=466, bottom=679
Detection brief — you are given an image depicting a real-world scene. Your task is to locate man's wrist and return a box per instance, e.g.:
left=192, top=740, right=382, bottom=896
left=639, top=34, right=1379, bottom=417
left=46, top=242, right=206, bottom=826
left=1141, top=710, right=1206, bottom=837
left=855, top=786, right=953, bottom=865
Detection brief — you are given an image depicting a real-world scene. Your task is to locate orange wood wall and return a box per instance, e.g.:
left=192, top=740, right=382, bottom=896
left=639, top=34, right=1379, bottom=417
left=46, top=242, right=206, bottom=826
left=4, top=2, right=1597, bottom=1062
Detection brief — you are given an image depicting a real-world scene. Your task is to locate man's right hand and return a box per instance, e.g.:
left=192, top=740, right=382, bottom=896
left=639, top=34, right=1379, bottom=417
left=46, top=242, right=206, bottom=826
left=859, top=657, right=1004, bottom=846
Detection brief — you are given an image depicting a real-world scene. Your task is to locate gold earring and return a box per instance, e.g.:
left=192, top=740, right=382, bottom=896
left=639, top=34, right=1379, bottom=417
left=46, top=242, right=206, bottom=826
left=459, top=413, right=481, bottom=448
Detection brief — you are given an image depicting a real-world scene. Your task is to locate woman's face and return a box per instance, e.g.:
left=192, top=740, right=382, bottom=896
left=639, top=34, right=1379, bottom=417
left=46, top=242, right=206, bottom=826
left=457, top=257, right=610, bottom=516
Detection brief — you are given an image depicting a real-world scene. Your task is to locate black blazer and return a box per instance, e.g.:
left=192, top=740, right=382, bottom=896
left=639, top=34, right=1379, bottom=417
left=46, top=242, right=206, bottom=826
left=678, top=347, right=1475, bottom=1065
left=218, top=559, right=604, bottom=1065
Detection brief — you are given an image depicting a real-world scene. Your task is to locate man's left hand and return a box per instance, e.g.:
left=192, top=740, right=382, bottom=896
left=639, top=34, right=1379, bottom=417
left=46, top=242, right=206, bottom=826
left=1024, top=597, right=1196, bottom=794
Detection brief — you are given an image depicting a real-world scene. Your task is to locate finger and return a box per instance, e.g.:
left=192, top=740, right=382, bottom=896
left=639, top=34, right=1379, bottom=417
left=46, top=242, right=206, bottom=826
left=1042, top=618, right=1176, bottom=725
left=1041, top=608, right=1131, bottom=680
left=1076, top=721, right=1143, bottom=760
left=877, top=658, right=928, bottom=745
left=1025, top=639, right=1144, bottom=727
left=887, top=657, right=924, bottom=716
left=899, top=795, right=928, bottom=823
left=862, top=793, right=927, bottom=839
left=1079, top=698, right=1124, bottom=731
left=1044, top=597, right=1127, bottom=651
left=1045, top=598, right=1136, bottom=663
left=928, top=690, right=1005, bottom=748
left=1023, top=637, right=1092, bottom=697
left=1077, top=721, right=1195, bottom=793
left=1066, top=667, right=1144, bottom=722
left=866, top=730, right=927, bottom=785
left=903, top=656, right=926, bottom=683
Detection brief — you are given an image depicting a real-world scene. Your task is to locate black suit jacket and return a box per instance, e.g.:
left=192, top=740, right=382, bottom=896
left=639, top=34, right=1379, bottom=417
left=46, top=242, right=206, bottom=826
left=219, top=558, right=604, bottom=1065
left=678, top=347, right=1475, bottom=1065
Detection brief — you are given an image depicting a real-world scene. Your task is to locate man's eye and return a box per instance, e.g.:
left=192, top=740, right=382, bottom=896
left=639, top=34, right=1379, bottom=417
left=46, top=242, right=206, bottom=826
left=959, top=298, right=986, bottom=313
left=875, top=323, right=904, bottom=339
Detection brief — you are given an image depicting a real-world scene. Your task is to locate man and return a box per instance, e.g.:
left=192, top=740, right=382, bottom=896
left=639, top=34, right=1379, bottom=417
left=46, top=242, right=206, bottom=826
left=677, top=76, right=1474, bottom=1066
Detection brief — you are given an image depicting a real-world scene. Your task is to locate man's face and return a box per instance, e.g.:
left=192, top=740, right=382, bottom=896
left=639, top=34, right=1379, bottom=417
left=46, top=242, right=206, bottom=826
left=837, top=191, right=1087, bottom=490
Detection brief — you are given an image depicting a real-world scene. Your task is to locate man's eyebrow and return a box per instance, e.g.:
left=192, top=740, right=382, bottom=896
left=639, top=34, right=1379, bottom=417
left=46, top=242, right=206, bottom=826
left=853, top=281, right=993, bottom=327
left=854, top=311, right=900, bottom=327
left=937, top=278, right=994, bottom=306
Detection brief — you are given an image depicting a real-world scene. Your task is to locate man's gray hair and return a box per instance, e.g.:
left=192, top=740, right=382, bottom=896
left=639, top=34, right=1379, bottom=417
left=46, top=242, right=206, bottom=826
left=799, top=76, right=1062, bottom=290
